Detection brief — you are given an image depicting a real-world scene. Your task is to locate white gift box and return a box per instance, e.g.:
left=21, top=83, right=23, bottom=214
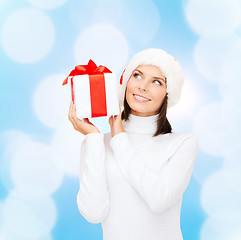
left=68, top=72, right=119, bottom=119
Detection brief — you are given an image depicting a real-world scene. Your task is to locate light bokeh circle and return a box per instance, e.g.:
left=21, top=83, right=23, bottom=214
left=223, top=148, right=241, bottom=192
left=33, top=74, right=71, bottom=129
left=51, top=124, right=84, bottom=176
left=194, top=35, right=241, bottom=82
left=200, top=169, right=241, bottom=222
left=200, top=216, right=241, bottom=240
left=74, top=23, right=129, bottom=74
left=0, top=130, right=32, bottom=191
left=10, top=140, right=63, bottom=194
left=220, top=40, right=241, bottom=93
left=184, top=0, right=241, bottom=36
left=26, top=0, right=68, bottom=9
left=70, top=0, right=160, bottom=46
left=0, top=225, right=53, bottom=240
left=0, top=202, right=4, bottom=228
left=1, top=8, right=54, bottom=63
left=192, top=101, right=240, bottom=156
left=3, top=194, right=56, bottom=239
left=93, top=0, right=161, bottom=46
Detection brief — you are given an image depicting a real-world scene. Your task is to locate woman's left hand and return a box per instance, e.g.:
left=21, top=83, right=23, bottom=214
left=109, top=105, right=125, bottom=137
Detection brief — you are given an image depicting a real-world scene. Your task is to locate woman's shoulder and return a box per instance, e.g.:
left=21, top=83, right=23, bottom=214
left=170, top=131, right=198, bottom=140
left=153, top=131, right=198, bottom=146
left=168, top=132, right=199, bottom=152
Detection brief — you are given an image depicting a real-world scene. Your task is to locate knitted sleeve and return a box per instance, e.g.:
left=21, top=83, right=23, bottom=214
left=109, top=132, right=198, bottom=213
left=77, top=133, right=109, bottom=223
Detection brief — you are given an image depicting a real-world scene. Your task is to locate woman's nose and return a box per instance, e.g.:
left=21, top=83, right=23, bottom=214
left=138, top=81, right=149, bottom=92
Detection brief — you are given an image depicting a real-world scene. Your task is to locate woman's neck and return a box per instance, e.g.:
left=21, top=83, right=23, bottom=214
left=122, top=113, right=159, bottom=134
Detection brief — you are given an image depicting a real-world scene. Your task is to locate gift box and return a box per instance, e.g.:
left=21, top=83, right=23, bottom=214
left=62, top=59, right=119, bottom=119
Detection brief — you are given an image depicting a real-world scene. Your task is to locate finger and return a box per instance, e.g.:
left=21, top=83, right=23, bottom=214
left=109, top=116, right=113, bottom=125
left=72, top=119, right=79, bottom=130
left=68, top=113, right=78, bottom=129
left=83, top=118, right=94, bottom=126
left=68, top=101, right=73, bottom=119
left=71, top=104, right=78, bottom=120
left=68, top=105, right=76, bottom=122
left=83, top=118, right=88, bottom=122
left=69, top=101, right=75, bottom=118
left=69, top=104, right=79, bottom=124
left=70, top=111, right=82, bottom=129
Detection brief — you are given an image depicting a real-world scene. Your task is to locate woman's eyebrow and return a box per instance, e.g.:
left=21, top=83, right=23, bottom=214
left=135, top=69, right=143, bottom=75
left=135, top=69, right=166, bottom=83
left=153, top=76, right=167, bottom=84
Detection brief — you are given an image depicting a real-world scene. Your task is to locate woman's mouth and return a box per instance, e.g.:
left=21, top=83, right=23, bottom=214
left=133, top=94, right=151, bottom=102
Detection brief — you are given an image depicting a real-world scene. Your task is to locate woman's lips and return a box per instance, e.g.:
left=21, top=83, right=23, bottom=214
left=133, top=94, right=151, bottom=102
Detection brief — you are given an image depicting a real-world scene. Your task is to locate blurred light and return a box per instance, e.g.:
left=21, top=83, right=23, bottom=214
left=93, top=0, right=161, bottom=46
left=201, top=216, right=241, bottom=240
left=0, top=131, right=32, bottom=191
left=194, top=35, right=241, bottom=82
left=1, top=8, right=54, bottom=63
left=192, top=154, right=222, bottom=185
left=51, top=125, right=85, bottom=176
left=4, top=193, right=56, bottom=239
left=200, top=170, right=241, bottom=222
left=33, top=74, right=70, bottom=129
left=223, top=148, right=241, bottom=192
left=192, top=101, right=240, bottom=156
left=221, top=40, right=241, bottom=95
left=10, top=140, right=63, bottom=195
left=74, top=23, right=129, bottom=74
left=184, top=0, right=241, bottom=36
left=26, top=0, right=68, bottom=9
left=0, top=202, right=4, bottom=228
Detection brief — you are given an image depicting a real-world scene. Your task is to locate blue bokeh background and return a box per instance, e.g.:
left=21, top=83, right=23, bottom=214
left=1, top=0, right=241, bottom=239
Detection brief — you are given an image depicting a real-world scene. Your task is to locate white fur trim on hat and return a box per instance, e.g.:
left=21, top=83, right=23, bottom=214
left=118, top=48, right=185, bottom=110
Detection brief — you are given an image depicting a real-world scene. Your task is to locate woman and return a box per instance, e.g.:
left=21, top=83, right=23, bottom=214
left=68, top=48, right=199, bottom=240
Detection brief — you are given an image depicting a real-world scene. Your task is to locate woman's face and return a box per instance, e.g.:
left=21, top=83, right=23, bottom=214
left=126, top=64, right=167, bottom=117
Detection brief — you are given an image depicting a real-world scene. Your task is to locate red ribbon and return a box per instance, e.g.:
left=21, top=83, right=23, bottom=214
left=63, top=59, right=112, bottom=117
left=119, top=69, right=125, bottom=85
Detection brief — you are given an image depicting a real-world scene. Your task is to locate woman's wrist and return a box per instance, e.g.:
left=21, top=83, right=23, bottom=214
left=112, top=126, right=125, bottom=137
left=85, top=130, right=100, bottom=135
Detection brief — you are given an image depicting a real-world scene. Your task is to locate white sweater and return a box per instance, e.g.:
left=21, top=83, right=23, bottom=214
left=77, top=113, right=199, bottom=240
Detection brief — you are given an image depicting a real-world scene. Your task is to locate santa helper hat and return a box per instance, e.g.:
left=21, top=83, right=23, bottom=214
left=118, top=48, right=185, bottom=110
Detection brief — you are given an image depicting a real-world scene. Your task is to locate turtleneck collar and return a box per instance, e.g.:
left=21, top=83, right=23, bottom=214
left=122, top=113, right=159, bottom=134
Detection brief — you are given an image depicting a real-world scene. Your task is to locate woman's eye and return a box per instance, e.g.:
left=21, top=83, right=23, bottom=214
left=133, top=73, right=141, bottom=78
left=154, top=80, right=162, bottom=85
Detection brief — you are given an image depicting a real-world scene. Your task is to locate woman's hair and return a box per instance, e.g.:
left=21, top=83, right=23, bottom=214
left=121, top=88, right=172, bottom=137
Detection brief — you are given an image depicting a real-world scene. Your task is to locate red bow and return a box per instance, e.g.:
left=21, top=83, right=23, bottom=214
left=62, top=59, right=112, bottom=86
left=62, top=59, right=112, bottom=104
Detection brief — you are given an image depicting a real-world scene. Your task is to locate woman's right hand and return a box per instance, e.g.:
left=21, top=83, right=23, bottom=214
left=68, top=101, right=100, bottom=135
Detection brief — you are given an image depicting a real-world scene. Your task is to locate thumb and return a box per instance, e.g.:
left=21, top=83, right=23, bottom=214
left=83, top=118, right=94, bottom=126
left=109, top=116, right=113, bottom=125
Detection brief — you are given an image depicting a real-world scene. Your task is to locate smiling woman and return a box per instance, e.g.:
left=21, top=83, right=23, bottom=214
left=122, top=63, right=171, bottom=136
left=126, top=65, right=167, bottom=115
left=72, top=48, right=199, bottom=240
left=119, top=48, right=184, bottom=137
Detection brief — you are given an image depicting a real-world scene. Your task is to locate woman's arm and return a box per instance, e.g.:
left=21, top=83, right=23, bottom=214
left=77, top=132, right=109, bottom=223
left=109, top=132, right=198, bottom=213
left=67, top=102, right=109, bottom=223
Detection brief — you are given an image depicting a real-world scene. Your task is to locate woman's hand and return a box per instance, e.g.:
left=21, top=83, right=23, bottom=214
left=109, top=105, right=125, bottom=137
left=68, top=101, right=100, bottom=135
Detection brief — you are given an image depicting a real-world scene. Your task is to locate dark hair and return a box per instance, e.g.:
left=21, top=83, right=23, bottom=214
left=121, top=89, right=172, bottom=138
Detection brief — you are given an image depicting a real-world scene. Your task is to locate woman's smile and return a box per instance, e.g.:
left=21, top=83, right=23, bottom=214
left=133, top=94, right=151, bottom=102
left=126, top=65, right=167, bottom=117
